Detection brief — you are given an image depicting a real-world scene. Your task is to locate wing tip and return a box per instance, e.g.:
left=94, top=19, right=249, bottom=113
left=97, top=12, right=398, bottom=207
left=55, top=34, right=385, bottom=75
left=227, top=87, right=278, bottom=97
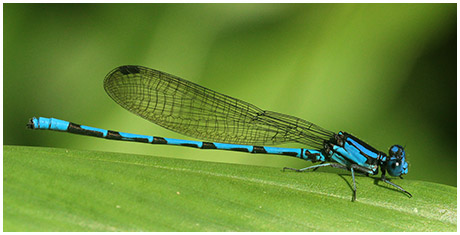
left=118, top=65, right=141, bottom=75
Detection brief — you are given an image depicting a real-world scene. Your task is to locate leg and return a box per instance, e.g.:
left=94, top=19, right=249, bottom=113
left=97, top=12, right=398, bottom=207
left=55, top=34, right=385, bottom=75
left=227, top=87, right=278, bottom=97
left=284, top=163, right=363, bottom=201
left=312, top=161, right=326, bottom=171
left=283, top=163, right=346, bottom=172
left=381, top=175, right=412, bottom=198
left=350, top=167, right=357, bottom=202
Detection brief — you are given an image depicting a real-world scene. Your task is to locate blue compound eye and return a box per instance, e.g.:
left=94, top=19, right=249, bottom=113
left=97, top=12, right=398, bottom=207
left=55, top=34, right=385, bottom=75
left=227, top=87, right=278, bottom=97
left=386, top=145, right=408, bottom=177
left=389, top=145, right=405, bottom=159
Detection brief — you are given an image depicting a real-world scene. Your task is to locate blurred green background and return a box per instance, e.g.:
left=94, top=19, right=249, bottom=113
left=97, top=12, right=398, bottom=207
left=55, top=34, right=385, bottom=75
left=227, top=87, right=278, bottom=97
left=4, top=4, right=456, bottom=186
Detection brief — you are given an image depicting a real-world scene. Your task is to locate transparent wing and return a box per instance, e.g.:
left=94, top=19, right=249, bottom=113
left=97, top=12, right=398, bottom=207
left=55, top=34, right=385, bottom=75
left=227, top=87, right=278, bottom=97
left=104, top=65, right=335, bottom=149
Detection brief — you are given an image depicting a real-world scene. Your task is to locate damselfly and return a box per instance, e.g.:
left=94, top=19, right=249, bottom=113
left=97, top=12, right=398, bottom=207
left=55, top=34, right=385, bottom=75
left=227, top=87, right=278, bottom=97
left=28, top=65, right=411, bottom=201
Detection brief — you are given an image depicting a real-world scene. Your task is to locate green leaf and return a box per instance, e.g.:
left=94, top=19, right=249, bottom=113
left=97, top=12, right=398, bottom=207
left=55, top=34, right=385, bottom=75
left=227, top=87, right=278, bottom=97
left=4, top=145, right=456, bottom=231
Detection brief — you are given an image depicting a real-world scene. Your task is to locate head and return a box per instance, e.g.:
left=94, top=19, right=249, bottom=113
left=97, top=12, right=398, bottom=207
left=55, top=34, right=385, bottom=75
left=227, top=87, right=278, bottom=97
left=385, top=145, right=408, bottom=177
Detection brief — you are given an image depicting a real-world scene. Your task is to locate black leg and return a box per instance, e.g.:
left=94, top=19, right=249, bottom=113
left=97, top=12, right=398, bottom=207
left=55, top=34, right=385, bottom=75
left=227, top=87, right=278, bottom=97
left=284, top=163, right=360, bottom=201
left=380, top=175, right=412, bottom=198
left=283, top=163, right=346, bottom=172
left=351, top=167, right=357, bottom=202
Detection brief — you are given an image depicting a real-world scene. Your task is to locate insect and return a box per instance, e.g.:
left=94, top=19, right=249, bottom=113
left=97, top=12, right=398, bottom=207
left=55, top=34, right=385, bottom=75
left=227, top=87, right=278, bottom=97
left=28, top=65, right=411, bottom=201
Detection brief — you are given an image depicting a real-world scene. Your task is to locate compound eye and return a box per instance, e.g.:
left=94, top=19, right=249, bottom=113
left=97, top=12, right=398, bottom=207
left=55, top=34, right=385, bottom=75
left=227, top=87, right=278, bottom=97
left=389, top=145, right=405, bottom=159
left=386, top=145, right=408, bottom=176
